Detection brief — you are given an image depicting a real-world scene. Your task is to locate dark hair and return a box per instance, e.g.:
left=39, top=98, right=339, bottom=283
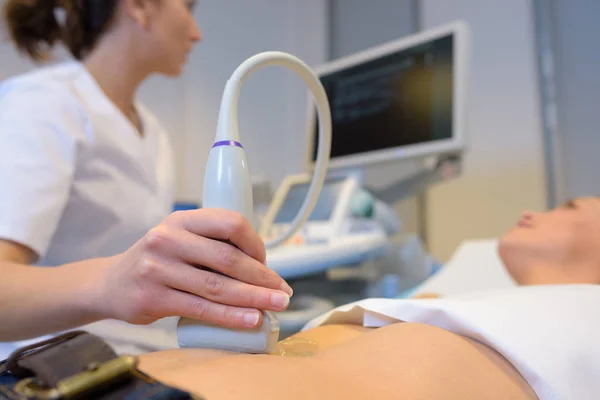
left=3, top=0, right=117, bottom=61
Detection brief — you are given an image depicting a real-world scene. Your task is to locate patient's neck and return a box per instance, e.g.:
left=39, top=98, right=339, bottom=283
left=518, top=261, right=600, bottom=286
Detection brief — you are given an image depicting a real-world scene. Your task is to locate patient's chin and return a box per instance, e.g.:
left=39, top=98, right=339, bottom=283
left=497, top=233, right=514, bottom=265
left=497, top=235, right=528, bottom=285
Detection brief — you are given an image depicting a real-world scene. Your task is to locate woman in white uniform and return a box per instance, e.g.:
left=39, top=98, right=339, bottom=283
left=0, top=0, right=293, bottom=355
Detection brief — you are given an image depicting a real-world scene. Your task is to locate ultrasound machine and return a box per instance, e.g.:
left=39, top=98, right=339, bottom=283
left=261, top=21, right=471, bottom=337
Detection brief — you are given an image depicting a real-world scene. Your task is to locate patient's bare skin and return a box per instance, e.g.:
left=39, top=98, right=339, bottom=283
left=413, top=292, right=441, bottom=299
left=139, top=323, right=538, bottom=400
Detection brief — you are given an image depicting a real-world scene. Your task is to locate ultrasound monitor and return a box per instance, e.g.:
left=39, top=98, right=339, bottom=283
left=272, top=178, right=346, bottom=224
left=259, top=174, right=360, bottom=239
left=306, top=21, right=470, bottom=171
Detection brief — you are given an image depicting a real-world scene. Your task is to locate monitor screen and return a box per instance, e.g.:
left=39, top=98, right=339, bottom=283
left=273, top=179, right=345, bottom=224
left=310, top=34, right=455, bottom=164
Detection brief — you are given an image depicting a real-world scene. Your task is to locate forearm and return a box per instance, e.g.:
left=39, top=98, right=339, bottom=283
left=0, top=258, right=109, bottom=341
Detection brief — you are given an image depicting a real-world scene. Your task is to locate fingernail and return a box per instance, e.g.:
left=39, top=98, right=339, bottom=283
left=271, top=292, right=290, bottom=309
left=280, top=282, right=294, bottom=297
left=243, top=311, right=260, bottom=327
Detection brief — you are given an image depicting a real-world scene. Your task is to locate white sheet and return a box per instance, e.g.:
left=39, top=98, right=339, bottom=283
left=303, top=284, right=597, bottom=400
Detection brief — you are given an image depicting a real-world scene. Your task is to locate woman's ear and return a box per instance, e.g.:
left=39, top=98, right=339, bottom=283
left=120, top=0, right=156, bottom=29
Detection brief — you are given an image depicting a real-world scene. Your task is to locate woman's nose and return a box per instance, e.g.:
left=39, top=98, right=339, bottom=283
left=191, top=20, right=202, bottom=42
left=521, top=211, right=535, bottom=221
left=517, top=211, right=537, bottom=227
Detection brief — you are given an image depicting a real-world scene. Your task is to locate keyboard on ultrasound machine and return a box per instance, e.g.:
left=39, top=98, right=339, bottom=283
left=262, top=220, right=388, bottom=279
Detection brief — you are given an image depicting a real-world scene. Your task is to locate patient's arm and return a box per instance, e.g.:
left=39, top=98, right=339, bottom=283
left=139, top=323, right=538, bottom=400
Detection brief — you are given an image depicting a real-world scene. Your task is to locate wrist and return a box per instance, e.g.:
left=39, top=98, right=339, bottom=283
left=0, top=257, right=120, bottom=341
left=59, top=256, right=116, bottom=322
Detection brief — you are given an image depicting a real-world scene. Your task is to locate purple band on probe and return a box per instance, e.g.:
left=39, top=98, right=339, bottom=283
left=212, top=140, right=243, bottom=149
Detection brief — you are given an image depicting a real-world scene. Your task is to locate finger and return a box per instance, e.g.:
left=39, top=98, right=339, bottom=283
left=160, top=228, right=292, bottom=295
left=170, top=208, right=267, bottom=264
left=163, top=261, right=290, bottom=312
left=160, top=288, right=263, bottom=329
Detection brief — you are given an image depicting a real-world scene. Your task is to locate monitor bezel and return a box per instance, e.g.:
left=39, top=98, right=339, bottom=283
left=306, top=20, right=471, bottom=171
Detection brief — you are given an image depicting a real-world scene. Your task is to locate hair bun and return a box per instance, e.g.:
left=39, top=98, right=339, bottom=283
left=3, top=0, right=62, bottom=60
left=3, top=0, right=118, bottom=61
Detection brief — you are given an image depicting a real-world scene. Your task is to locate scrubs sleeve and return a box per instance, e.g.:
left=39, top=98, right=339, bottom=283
left=0, top=82, right=87, bottom=259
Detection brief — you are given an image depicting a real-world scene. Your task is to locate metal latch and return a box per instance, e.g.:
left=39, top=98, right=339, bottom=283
left=13, top=355, right=138, bottom=399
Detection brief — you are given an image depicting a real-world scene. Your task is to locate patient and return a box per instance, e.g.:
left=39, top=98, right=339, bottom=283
left=139, top=197, right=600, bottom=400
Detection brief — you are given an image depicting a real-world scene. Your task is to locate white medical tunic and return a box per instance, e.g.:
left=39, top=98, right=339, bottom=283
left=0, top=61, right=177, bottom=357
